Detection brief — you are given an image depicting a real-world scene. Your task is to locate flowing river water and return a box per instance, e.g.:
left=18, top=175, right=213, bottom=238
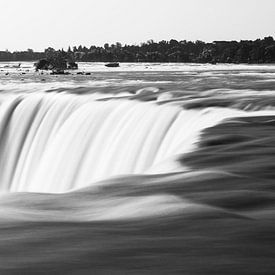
left=0, top=62, right=275, bottom=274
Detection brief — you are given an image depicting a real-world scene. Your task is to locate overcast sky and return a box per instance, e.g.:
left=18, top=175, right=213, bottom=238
left=0, top=0, right=274, bottom=51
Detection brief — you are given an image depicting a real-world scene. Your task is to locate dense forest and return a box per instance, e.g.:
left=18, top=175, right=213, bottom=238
left=1, top=37, right=275, bottom=63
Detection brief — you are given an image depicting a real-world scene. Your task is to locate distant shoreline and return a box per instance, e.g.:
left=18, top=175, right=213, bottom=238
left=1, top=61, right=275, bottom=66
left=1, top=37, right=275, bottom=64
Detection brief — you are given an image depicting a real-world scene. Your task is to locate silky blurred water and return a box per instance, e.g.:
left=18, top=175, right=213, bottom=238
left=0, top=62, right=275, bottom=274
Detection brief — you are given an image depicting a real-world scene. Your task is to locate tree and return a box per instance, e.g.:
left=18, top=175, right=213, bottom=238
left=104, top=43, right=109, bottom=50
left=116, top=42, right=122, bottom=48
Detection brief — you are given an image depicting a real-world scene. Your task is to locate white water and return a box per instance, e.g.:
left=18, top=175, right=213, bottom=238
left=2, top=61, right=275, bottom=72
left=0, top=92, right=246, bottom=193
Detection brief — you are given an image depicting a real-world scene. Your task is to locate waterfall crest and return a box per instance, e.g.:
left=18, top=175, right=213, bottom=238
left=0, top=93, right=242, bottom=193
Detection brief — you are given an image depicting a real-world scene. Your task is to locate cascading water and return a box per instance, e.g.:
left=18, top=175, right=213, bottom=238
left=0, top=92, right=243, bottom=193
left=1, top=64, right=275, bottom=274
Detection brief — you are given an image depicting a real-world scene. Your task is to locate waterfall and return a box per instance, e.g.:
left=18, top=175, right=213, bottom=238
left=0, top=92, right=243, bottom=193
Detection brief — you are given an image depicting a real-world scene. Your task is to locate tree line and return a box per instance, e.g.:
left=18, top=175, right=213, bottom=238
left=1, top=37, right=275, bottom=63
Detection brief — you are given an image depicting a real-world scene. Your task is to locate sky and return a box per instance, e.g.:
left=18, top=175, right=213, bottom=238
left=0, top=0, right=274, bottom=51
